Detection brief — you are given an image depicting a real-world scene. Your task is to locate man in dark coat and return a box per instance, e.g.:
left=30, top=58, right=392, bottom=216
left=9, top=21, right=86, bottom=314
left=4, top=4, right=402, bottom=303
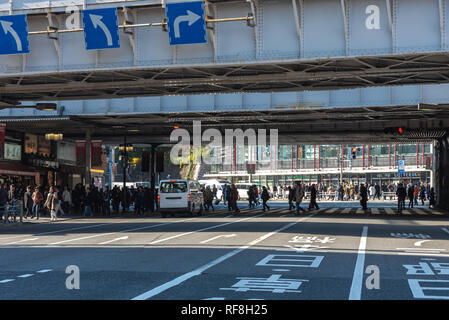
left=261, top=186, right=270, bottom=212
left=359, top=183, right=368, bottom=211
left=308, top=184, right=320, bottom=210
left=396, top=183, right=407, bottom=214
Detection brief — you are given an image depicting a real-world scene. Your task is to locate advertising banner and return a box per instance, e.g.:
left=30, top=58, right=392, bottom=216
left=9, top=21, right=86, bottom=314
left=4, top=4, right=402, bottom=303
left=76, top=140, right=86, bottom=166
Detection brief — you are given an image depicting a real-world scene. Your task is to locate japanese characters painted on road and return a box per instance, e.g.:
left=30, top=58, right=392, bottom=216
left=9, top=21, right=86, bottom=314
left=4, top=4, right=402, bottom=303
left=391, top=233, right=431, bottom=239
left=82, top=8, right=120, bottom=50
left=165, top=1, right=207, bottom=45
left=0, top=14, right=30, bottom=55
left=404, top=258, right=449, bottom=300
left=256, top=254, right=324, bottom=268
left=220, top=274, right=308, bottom=294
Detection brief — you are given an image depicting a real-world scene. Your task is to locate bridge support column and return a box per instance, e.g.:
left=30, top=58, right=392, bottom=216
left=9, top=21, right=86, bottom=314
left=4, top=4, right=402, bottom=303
left=436, top=136, right=449, bottom=210
left=85, top=129, right=92, bottom=187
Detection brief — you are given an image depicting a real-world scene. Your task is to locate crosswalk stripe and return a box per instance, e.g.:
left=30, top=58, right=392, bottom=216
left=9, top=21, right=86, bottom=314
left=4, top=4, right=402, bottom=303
left=340, top=208, right=352, bottom=214
left=326, top=208, right=338, bottom=214
left=371, top=208, right=380, bottom=215
left=414, top=209, right=427, bottom=215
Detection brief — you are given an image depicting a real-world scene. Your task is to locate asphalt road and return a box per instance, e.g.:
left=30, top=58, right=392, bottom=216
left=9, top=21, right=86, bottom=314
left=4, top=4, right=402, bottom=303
left=0, top=202, right=448, bottom=301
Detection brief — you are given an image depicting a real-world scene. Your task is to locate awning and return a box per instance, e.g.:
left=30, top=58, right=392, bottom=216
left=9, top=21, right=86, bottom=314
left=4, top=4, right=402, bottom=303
left=0, top=161, right=39, bottom=177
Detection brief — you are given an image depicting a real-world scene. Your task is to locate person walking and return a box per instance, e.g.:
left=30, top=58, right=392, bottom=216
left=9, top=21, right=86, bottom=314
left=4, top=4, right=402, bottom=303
left=62, top=186, right=72, bottom=216
left=261, top=186, right=270, bottom=212
left=31, top=187, right=43, bottom=220
left=134, top=186, right=145, bottom=216
left=50, top=192, right=61, bottom=222
left=429, top=187, right=435, bottom=209
left=8, top=184, right=23, bottom=223
left=419, top=185, right=426, bottom=206
left=413, top=185, right=419, bottom=206
left=0, top=184, right=8, bottom=223
left=308, top=184, right=320, bottom=210
left=359, top=183, right=368, bottom=211
left=203, top=185, right=214, bottom=211
left=226, top=185, right=232, bottom=211
left=83, top=187, right=94, bottom=217
left=24, top=186, right=34, bottom=219
left=407, top=184, right=415, bottom=209
left=294, top=181, right=306, bottom=215
left=247, top=186, right=255, bottom=209
left=231, top=184, right=240, bottom=214
left=103, top=186, right=111, bottom=216
left=396, top=183, right=407, bottom=214
left=288, top=185, right=295, bottom=210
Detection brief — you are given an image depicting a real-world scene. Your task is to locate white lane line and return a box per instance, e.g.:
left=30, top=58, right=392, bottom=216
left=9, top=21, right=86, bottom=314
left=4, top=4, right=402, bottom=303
left=349, top=226, right=368, bottom=300
left=149, top=215, right=264, bottom=245
left=200, top=234, right=236, bottom=244
left=48, top=216, right=208, bottom=245
left=99, top=236, right=129, bottom=245
left=4, top=238, right=39, bottom=245
left=132, top=213, right=317, bottom=300
left=36, top=269, right=53, bottom=273
left=0, top=279, right=15, bottom=284
left=17, top=274, right=34, bottom=278
left=0, top=222, right=121, bottom=243
left=442, top=228, right=449, bottom=235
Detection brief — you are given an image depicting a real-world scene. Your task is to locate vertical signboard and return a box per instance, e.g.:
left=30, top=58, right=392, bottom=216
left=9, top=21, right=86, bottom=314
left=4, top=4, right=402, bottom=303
left=0, top=124, right=5, bottom=159
left=91, top=140, right=103, bottom=167
left=76, top=141, right=86, bottom=166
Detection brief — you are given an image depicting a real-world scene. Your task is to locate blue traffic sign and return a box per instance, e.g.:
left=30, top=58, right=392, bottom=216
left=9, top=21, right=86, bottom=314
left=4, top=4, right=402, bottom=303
left=398, top=160, right=405, bottom=174
left=166, top=1, right=207, bottom=45
left=82, top=8, right=120, bottom=50
left=0, top=14, right=30, bottom=55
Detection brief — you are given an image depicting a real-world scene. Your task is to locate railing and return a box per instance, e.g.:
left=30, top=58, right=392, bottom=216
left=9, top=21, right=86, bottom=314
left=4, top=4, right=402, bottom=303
left=210, top=155, right=429, bottom=174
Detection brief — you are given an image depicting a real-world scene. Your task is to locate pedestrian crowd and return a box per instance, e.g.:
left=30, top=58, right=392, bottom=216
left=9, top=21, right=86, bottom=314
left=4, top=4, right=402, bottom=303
left=0, top=183, right=159, bottom=224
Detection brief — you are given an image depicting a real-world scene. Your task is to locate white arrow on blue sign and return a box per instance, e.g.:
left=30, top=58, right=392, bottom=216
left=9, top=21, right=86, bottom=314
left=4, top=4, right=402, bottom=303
left=166, top=1, right=207, bottom=45
left=0, top=14, right=30, bottom=55
left=398, top=160, right=405, bottom=174
left=82, top=8, right=120, bottom=50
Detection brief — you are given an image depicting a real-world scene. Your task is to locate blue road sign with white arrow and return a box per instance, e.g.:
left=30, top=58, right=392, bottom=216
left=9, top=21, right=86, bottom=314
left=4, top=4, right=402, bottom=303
left=0, top=14, right=30, bottom=55
left=82, top=8, right=120, bottom=50
left=166, top=1, right=207, bottom=45
left=398, top=160, right=405, bottom=174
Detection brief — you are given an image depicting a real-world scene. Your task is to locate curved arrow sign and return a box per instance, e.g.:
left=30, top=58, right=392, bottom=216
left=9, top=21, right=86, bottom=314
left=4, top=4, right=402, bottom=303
left=0, top=14, right=29, bottom=55
left=166, top=1, right=207, bottom=45
left=89, top=14, right=113, bottom=46
left=82, top=8, right=120, bottom=50
left=1, top=21, right=22, bottom=51
left=174, top=10, right=201, bottom=39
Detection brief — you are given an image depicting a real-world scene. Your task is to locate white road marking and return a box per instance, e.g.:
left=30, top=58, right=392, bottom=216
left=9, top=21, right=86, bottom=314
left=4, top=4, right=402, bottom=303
left=200, top=234, right=236, bottom=244
left=36, top=269, right=52, bottom=273
left=149, top=215, right=264, bottom=245
left=414, top=240, right=432, bottom=247
left=132, top=213, right=317, bottom=300
left=4, top=238, right=39, bottom=245
left=442, top=228, right=449, bottom=235
left=0, top=279, right=15, bottom=284
left=349, top=226, right=368, bottom=300
left=0, top=222, right=120, bottom=243
left=48, top=216, right=204, bottom=245
left=17, top=274, right=34, bottom=278
left=99, top=236, right=129, bottom=245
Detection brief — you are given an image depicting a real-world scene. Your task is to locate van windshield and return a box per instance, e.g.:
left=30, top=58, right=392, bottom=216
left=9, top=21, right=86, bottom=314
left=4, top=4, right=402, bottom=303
left=160, top=182, right=188, bottom=193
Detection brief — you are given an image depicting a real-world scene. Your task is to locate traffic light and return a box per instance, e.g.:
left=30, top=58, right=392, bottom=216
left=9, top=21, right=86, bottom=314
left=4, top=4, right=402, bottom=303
left=384, top=127, right=406, bottom=135
left=352, top=147, right=356, bottom=159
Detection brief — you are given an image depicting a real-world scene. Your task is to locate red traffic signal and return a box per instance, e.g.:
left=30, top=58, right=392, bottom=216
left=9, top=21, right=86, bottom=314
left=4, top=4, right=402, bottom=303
left=398, top=127, right=403, bottom=134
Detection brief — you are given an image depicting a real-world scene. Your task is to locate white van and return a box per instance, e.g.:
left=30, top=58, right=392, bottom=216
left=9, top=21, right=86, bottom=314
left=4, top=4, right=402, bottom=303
left=236, top=183, right=254, bottom=200
left=198, top=179, right=231, bottom=201
left=158, top=179, right=203, bottom=217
